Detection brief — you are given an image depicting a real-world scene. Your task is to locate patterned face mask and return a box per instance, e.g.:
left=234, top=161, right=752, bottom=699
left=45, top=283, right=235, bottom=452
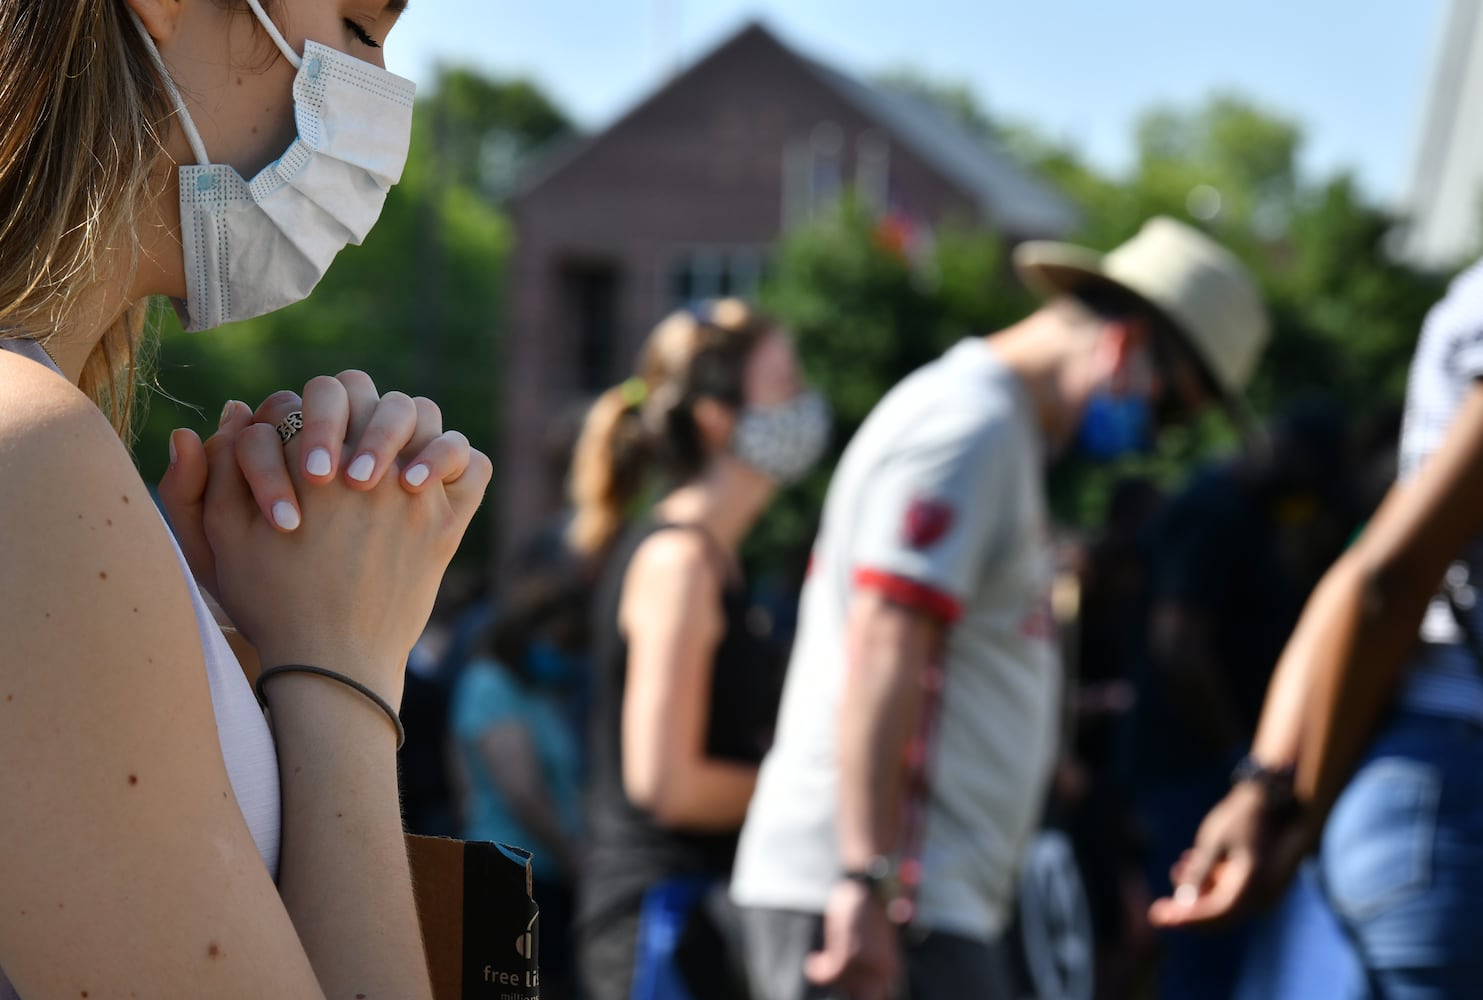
left=730, top=390, right=833, bottom=484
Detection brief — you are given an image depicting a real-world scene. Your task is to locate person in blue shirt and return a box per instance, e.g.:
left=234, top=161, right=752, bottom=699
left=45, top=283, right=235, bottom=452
left=451, top=571, right=590, bottom=999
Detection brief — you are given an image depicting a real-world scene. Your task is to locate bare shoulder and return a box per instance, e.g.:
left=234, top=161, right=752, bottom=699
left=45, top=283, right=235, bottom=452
left=0, top=355, right=312, bottom=994
left=0, top=350, right=192, bottom=656
left=0, top=343, right=213, bottom=749
left=619, top=528, right=726, bottom=640
left=626, top=527, right=725, bottom=599
left=0, top=343, right=94, bottom=423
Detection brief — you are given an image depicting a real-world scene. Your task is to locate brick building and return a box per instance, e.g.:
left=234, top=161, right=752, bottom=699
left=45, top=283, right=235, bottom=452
left=500, top=21, right=1076, bottom=561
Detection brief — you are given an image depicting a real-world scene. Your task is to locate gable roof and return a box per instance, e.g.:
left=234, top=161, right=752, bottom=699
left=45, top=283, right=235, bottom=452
left=513, top=21, right=1077, bottom=237
left=798, top=56, right=1078, bottom=236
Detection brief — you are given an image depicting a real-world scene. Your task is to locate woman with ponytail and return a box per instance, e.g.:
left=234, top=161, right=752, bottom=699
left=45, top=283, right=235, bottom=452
left=0, top=3, right=490, bottom=997
left=572, top=299, right=832, bottom=1000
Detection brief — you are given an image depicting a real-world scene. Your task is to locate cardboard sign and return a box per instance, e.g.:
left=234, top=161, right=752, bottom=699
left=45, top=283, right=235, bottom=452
left=408, top=835, right=541, bottom=1000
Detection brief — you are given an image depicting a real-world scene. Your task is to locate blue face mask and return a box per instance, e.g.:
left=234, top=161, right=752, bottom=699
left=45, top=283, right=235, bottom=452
left=1076, top=393, right=1152, bottom=460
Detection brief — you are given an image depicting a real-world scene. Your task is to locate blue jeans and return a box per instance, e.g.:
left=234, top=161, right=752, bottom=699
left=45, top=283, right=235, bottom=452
left=1317, top=710, right=1483, bottom=998
left=1235, top=861, right=1364, bottom=1000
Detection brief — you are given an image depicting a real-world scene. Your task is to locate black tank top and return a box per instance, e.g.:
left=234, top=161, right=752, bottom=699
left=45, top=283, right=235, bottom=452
left=578, top=519, right=781, bottom=926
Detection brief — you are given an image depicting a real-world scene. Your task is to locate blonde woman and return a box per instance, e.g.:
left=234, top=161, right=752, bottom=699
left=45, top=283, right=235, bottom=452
left=570, top=300, right=830, bottom=1000
left=0, top=2, right=490, bottom=997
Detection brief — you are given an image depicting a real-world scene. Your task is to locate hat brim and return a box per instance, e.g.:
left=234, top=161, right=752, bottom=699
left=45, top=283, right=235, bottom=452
left=1013, top=243, right=1266, bottom=453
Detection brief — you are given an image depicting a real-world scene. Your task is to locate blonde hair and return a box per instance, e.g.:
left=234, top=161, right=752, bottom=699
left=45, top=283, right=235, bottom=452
left=568, top=298, right=775, bottom=555
left=0, top=1, right=279, bottom=438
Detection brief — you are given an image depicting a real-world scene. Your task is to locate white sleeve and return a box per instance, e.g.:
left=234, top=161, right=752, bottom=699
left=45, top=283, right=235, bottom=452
left=848, top=413, right=1011, bottom=623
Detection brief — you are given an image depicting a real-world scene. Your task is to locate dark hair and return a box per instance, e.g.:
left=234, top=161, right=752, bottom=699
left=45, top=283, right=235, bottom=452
left=568, top=298, right=776, bottom=555
left=1064, top=280, right=1221, bottom=407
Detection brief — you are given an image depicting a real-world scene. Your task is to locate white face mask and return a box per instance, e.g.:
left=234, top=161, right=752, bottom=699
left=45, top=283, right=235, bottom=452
left=133, top=0, right=415, bottom=331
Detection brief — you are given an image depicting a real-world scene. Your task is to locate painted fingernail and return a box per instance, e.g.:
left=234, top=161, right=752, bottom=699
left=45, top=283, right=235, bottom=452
left=168, top=431, right=179, bottom=467
left=306, top=448, right=332, bottom=477
left=346, top=453, right=375, bottom=482
left=404, top=463, right=430, bottom=487
left=1174, top=884, right=1199, bottom=906
left=272, top=501, right=301, bottom=531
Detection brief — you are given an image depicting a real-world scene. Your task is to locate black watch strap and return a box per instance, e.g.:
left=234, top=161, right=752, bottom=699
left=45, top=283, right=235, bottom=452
left=842, top=855, right=897, bottom=904
left=1230, top=754, right=1296, bottom=812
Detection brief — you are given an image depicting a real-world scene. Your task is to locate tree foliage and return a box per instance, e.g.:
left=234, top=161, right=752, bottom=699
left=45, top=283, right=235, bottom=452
left=130, top=66, right=1448, bottom=575
left=754, top=90, right=1449, bottom=556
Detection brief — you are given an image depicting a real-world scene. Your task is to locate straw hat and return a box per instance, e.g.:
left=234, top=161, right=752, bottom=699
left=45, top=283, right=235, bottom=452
left=1013, top=216, right=1270, bottom=407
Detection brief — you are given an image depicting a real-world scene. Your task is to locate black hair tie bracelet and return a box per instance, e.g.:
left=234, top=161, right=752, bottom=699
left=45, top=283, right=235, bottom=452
left=255, top=664, right=406, bottom=751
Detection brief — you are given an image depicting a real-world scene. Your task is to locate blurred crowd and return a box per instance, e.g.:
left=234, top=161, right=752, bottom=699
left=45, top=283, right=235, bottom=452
left=398, top=399, right=1397, bottom=1000
left=392, top=222, right=1424, bottom=999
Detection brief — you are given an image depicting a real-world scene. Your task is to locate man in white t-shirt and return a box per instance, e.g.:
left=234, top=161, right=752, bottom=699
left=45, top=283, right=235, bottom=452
left=730, top=217, right=1271, bottom=1000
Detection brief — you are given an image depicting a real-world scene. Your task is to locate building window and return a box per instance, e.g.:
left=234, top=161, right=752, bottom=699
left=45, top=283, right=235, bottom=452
left=558, top=260, right=621, bottom=393
left=668, top=246, right=770, bottom=308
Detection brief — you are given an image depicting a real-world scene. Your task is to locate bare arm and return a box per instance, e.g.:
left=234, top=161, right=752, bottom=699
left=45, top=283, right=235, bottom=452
left=0, top=360, right=491, bottom=996
left=0, top=370, right=330, bottom=998
left=837, top=590, right=944, bottom=870
left=619, top=531, right=757, bottom=830
left=1293, top=384, right=1483, bottom=811
left=802, top=589, right=945, bottom=999
left=476, top=722, right=581, bottom=874
left=1151, top=384, right=1483, bottom=928
left=265, top=673, right=430, bottom=998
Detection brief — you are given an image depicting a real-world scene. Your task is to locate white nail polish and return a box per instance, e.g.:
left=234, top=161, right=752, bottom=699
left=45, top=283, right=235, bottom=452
left=272, top=501, right=301, bottom=531
left=1174, top=884, right=1199, bottom=906
left=347, top=454, right=375, bottom=482
left=405, top=463, right=430, bottom=487
left=306, top=448, right=332, bottom=477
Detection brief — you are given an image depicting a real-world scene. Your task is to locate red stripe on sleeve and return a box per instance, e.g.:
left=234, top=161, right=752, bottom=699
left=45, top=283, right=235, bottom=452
left=854, top=568, right=963, bottom=625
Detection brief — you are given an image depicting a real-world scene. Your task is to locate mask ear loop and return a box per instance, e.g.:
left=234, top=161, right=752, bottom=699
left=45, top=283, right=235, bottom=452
left=242, top=0, right=304, bottom=70
left=127, top=11, right=211, bottom=167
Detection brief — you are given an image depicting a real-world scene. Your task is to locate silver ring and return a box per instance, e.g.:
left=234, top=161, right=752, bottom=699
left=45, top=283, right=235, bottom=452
left=276, top=410, right=304, bottom=445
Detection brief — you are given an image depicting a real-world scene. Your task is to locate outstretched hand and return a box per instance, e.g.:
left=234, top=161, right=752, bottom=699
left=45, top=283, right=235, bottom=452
left=1148, top=783, right=1313, bottom=930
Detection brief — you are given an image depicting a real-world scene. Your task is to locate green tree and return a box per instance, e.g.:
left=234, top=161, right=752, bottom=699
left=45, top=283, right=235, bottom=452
left=413, top=67, right=573, bottom=199
left=758, top=87, right=1447, bottom=542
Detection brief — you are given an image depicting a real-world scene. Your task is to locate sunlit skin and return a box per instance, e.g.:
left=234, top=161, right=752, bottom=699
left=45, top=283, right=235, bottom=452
left=0, top=3, right=495, bottom=997
left=620, top=330, right=809, bottom=831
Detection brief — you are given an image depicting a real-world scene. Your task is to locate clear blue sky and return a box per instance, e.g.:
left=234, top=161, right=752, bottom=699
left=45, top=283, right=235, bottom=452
left=386, top=1, right=1445, bottom=205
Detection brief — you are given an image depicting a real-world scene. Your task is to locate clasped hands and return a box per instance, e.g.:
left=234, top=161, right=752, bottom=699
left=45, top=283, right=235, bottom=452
left=155, top=370, right=492, bottom=703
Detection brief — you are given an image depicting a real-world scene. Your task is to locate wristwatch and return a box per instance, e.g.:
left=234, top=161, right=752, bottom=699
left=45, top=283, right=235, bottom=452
left=1230, top=754, right=1296, bottom=813
left=842, top=855, right=900, bottom=907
